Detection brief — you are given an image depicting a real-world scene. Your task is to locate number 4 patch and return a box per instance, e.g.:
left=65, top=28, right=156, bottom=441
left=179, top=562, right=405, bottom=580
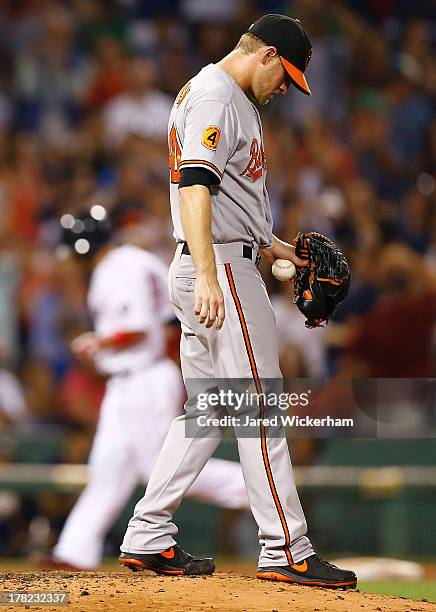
left=201, top=126, right=221, bottom=150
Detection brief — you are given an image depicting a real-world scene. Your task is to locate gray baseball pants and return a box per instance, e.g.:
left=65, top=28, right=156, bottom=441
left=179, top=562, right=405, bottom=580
left=121, top=242, right=313, bottom=566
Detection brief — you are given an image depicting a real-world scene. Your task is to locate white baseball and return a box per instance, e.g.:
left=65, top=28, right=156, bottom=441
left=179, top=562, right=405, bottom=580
left=272, top=259, right=296, bottom=281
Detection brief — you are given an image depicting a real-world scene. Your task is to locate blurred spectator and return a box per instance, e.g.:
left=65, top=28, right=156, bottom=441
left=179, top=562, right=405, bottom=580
left=0, top=243, right=20, bottom=366
left=13, top=6, right=88, bottom=137
left=157, top=44, right=194, bottom=98
left=21, top=359, right=59, bottom=424
left=340, top=244, right=436, bottom=377
left=102, top=55, right=173, bottom=149
left=83, top=36, right=129, bottom=107
left=74, top=0, right=127, bottom=51
left=271, top=282, right=328, bottom=378
left=21, top=250, right=72, bottom=379
left=384, top=70, right=432, bottom=185
left=3, top=133, right=43, bottom=242
left=0, top=366, right=28, bottom=426
left=58, top=362, right=104, bottom=429
left=399, top=188, right=433, bottom=253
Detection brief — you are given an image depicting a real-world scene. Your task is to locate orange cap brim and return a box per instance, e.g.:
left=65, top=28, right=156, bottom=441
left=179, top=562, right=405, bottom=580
left=280, top=56, right=311, bottom=95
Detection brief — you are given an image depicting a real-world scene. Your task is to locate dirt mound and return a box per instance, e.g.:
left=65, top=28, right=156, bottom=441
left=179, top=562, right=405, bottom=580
left=1, top=570, right=434, bottom=611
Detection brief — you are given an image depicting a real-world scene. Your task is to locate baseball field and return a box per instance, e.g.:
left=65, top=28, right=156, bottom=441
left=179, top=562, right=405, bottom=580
left=1, top=3, right=435, bottom=611
left=1, top=560, right=435, bottom=611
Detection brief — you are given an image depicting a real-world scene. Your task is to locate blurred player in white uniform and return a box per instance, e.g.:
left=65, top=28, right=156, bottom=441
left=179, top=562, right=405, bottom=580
left=49, top=207, right=248, bottom=570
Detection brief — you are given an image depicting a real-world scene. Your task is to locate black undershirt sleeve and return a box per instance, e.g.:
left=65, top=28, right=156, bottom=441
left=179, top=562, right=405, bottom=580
left=178, top=167, right=220, bottom=188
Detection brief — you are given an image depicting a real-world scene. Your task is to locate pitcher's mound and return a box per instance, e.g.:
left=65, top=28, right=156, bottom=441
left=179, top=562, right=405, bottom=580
left=1, top=570, right=435, bottom=612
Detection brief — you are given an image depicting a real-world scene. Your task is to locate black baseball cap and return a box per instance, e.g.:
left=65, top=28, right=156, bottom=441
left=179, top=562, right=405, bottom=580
left=248, top=14, right=312, bottom=95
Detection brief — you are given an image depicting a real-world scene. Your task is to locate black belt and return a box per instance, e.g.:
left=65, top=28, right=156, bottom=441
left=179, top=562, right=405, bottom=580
left=181, top=242, right=260, bottom=265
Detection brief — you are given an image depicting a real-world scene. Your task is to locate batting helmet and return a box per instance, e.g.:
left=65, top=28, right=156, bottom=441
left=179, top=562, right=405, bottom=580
left=59, top=205, right=111, bottom=259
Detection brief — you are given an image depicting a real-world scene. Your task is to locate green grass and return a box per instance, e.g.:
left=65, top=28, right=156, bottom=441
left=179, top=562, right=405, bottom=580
left=359, top=581, right=436, bottom=603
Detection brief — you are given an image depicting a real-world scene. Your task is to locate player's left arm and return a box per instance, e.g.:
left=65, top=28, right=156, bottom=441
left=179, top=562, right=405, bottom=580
left=71, top=330, right=146, bottom=358
left=98, top=331, right=146, bottom=350
left=260, top=234, right=308, bottom=266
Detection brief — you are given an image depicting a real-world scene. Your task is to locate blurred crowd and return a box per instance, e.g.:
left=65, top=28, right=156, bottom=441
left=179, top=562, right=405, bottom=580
left=0, top=0, right=435, bottom=554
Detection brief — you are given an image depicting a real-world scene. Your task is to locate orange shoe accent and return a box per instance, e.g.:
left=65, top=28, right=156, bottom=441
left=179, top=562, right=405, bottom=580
left=161, top=548, right=175, bottom=559
left=257, top=570, right=293, bottom=582
left=256, top=571, right=357, bottom=588
left=119, top=558, right=145, bottom=569
left=290, top=560, right=308, bottom=573
left=118, top=556, right=184, bottom=575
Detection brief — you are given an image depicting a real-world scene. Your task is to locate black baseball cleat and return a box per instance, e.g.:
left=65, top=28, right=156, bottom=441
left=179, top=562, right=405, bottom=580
left=256, top=554, right=357, bottom=589
left=119, top=544, right=215, bottom=576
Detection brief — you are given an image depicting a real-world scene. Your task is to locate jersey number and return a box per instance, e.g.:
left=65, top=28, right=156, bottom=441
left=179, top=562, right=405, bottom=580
left=208, top=131, right=217, bottom=145
left=169, top=124, right=181, bottom=184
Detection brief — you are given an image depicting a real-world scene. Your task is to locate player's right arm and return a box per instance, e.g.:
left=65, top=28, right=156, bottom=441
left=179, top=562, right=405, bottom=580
left=260, top=235, right=308, bottom=266
left=175, top=86, right=235, bottom=331
left=179, top=184, right=225, bottom=330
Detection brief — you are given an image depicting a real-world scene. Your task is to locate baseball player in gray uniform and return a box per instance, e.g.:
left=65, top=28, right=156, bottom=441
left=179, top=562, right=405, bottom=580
left=120, top=15, right=357, bottom=588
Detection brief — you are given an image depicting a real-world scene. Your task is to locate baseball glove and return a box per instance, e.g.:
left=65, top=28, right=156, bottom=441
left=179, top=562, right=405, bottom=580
left=292, top=232, right=351, bottom=328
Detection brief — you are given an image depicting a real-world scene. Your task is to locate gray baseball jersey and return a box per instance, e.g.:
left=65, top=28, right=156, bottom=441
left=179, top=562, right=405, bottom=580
left=168, top=63, right=273, bottom=247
